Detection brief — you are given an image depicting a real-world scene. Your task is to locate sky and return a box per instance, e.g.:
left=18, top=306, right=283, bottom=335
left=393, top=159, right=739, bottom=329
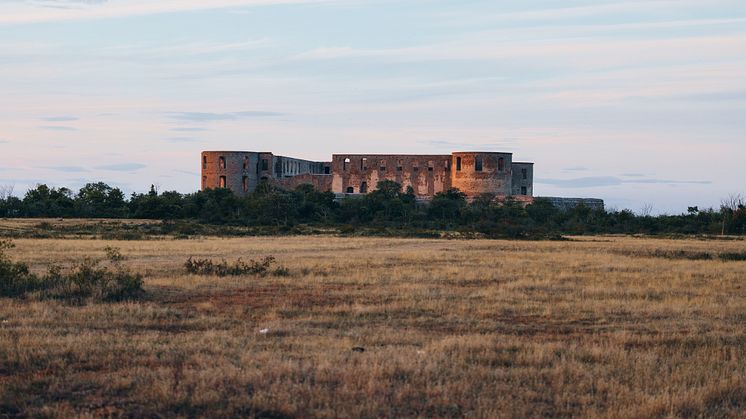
left=0, top=0, right=744, bottom=214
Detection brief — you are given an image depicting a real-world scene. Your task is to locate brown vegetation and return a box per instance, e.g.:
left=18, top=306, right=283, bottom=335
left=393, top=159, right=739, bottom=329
left=1, top=235, right=745, bottom=417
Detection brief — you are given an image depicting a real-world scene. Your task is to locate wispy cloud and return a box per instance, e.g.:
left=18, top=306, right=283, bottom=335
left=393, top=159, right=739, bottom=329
left=418, top=139, right=516, bottom=151
left=165, top=137, right=201, bottom=143
left=537, top=176, right=711, bottom=188
left=44, top=166, right=89, bottom=173
left=171, top=127, right=209, bottom=132
left=95, top=163, right=147, bottom=172
left=39, top=125, right=78, bottom=131
left=166, top=111, right=283, bottom=122
left=40, top=115, right=79, bottom=122
left=173, top=169, right=198, bottom=176
left=0, top=0, right=347, bottom=25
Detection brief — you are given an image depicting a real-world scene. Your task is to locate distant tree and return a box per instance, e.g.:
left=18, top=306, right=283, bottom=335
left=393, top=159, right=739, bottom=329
left=22, top=184, right=75, bottom=217
left=428, top=188, right=467, bottom=222
left=76, top=182, right=128, bottom=217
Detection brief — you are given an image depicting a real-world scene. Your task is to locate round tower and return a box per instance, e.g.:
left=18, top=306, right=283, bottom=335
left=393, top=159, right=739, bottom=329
left=450, top=152, right=513, bottom=197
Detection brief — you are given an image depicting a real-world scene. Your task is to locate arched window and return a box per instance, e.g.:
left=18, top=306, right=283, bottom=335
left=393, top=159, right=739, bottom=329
left=346, top=186, right=354, bottom=193
left=344, top=158, right=351, bottom=171
left=360, top=182, right=368, bottom=193
left=219, top=176, right=226, bottom=188
left=474, top=156, right=483, bottom=172
left=498, top=157, right=505, bottom=171
left=203, top=156, right=208, bottom=169
left=219, top=156, right=226, bottom=169
left=456, top=157, right=462, bottom=171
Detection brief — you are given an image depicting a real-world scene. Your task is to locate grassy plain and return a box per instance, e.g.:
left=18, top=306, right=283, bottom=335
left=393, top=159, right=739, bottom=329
left=1, top=233, right=745, bottom=418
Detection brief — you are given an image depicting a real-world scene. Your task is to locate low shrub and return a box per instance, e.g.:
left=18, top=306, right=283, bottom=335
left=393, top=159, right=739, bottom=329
left=0, top=240, right=41, bottom=297
left=185, top=255, right=288, bottom=277
left=0, top=240, right=144, bottom=303
left=719, top=252, right=746, bottom=261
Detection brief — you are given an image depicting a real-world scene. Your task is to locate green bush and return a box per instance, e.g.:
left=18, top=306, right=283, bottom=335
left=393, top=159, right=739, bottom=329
left=185, top=255, right=288, bottom=277
left=0, top=240, right=41, bottom=298
left=0, top=240, right=143, bottom=303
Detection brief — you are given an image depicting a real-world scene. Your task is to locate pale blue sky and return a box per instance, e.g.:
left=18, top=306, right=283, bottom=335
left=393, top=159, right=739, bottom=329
left=1, top=0, right=744, bottom=213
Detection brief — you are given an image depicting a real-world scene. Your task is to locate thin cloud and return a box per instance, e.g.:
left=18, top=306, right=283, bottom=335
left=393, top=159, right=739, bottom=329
left=537, top=176, right=711, bottom=188
left=165, top=137, right=201, bottom=143
left=166, top=111, right=283, bottom=122
left=0, top=0, right=348, bottom=25
left=39, top=125, right=78, bottom=131
left=173, top=169, right=198, bottom=176
left=95, top=163, right=147, bottom=172
left=171, top=127, right=209, bottom=132
left=44, top=166, right=89, bottom=173
left=419, top=139, right=516, bottom=151
left=40, top=115, right=79, bottom=122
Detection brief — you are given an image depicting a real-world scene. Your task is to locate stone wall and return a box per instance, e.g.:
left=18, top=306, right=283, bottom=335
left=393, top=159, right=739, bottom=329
left=450, top=152, right=513, bottom=197
left=540, top=197, right=605, bottom=211
left=273, top=173, right=333, bottom=192
left=331, top=154, right=452, bottom=197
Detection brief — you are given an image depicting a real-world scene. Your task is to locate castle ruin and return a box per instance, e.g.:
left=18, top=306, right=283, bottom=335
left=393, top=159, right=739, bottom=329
left=201, top=151, right=535, bottom=201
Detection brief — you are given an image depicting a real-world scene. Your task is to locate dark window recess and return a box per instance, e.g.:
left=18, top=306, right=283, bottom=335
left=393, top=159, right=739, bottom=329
left=219, top=176, right=227, bottom=188
left=203, top=156, right=207, bottom=169
left=275, top=160, right=282, bottom=177
left=498, top=157, right=505, bottom=171
left=243, top=176, right=248, bottom=192
left=324, top=166, right=331, bottom=175
left=243, top=156, right=249, bottom=170
left=360, top=182, right=368, bottom=193
left=396, top=165, right=403, bottom=172
left=261, top=159, right=269, bottom=171
left=346, top=186, right=354, bottom=193
left=456, top=157, right=462, bottom=171
left=521, top=186, right=527, bottom=195
left=522, top=168, right=528, bottom=180
left=361, top=158, right=367, bottom=170
left=219, top=156, right=226, bottom=169
left=380, top=166, right=386, bottom=172
left=343, top=158, right=351, bottom=171
left=413, top=166, right=419, bottom=171
left=475, top=156, right=483, bottom=172
left=445, top=160, right=450, bottom=170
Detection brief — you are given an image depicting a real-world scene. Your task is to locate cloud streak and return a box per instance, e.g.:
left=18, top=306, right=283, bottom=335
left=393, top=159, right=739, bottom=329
left=0, top=0, right=349, bottom=25
left=40, top=115, right=79, bottom=122
left=39, top=125, right=78, bottom=131
left=166, top=111, right=283, bottom=122
left=95, top=163, right=147, bottom=172
left=537, top=176, right=712, bottom=188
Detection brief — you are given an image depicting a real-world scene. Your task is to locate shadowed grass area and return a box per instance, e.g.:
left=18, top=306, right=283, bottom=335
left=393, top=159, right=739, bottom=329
left=0, top=235, right=745, bottom=417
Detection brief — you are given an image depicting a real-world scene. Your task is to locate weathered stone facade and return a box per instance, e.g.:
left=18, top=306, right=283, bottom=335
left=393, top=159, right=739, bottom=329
left=201, top=150, right=534, bottom=200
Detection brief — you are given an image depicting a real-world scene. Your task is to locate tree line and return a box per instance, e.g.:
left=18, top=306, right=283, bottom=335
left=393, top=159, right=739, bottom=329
left=0, top=181, right=744, bottom=237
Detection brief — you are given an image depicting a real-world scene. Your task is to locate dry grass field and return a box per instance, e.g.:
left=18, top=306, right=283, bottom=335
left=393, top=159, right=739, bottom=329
left=1, top=234, right=745, bottom=418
